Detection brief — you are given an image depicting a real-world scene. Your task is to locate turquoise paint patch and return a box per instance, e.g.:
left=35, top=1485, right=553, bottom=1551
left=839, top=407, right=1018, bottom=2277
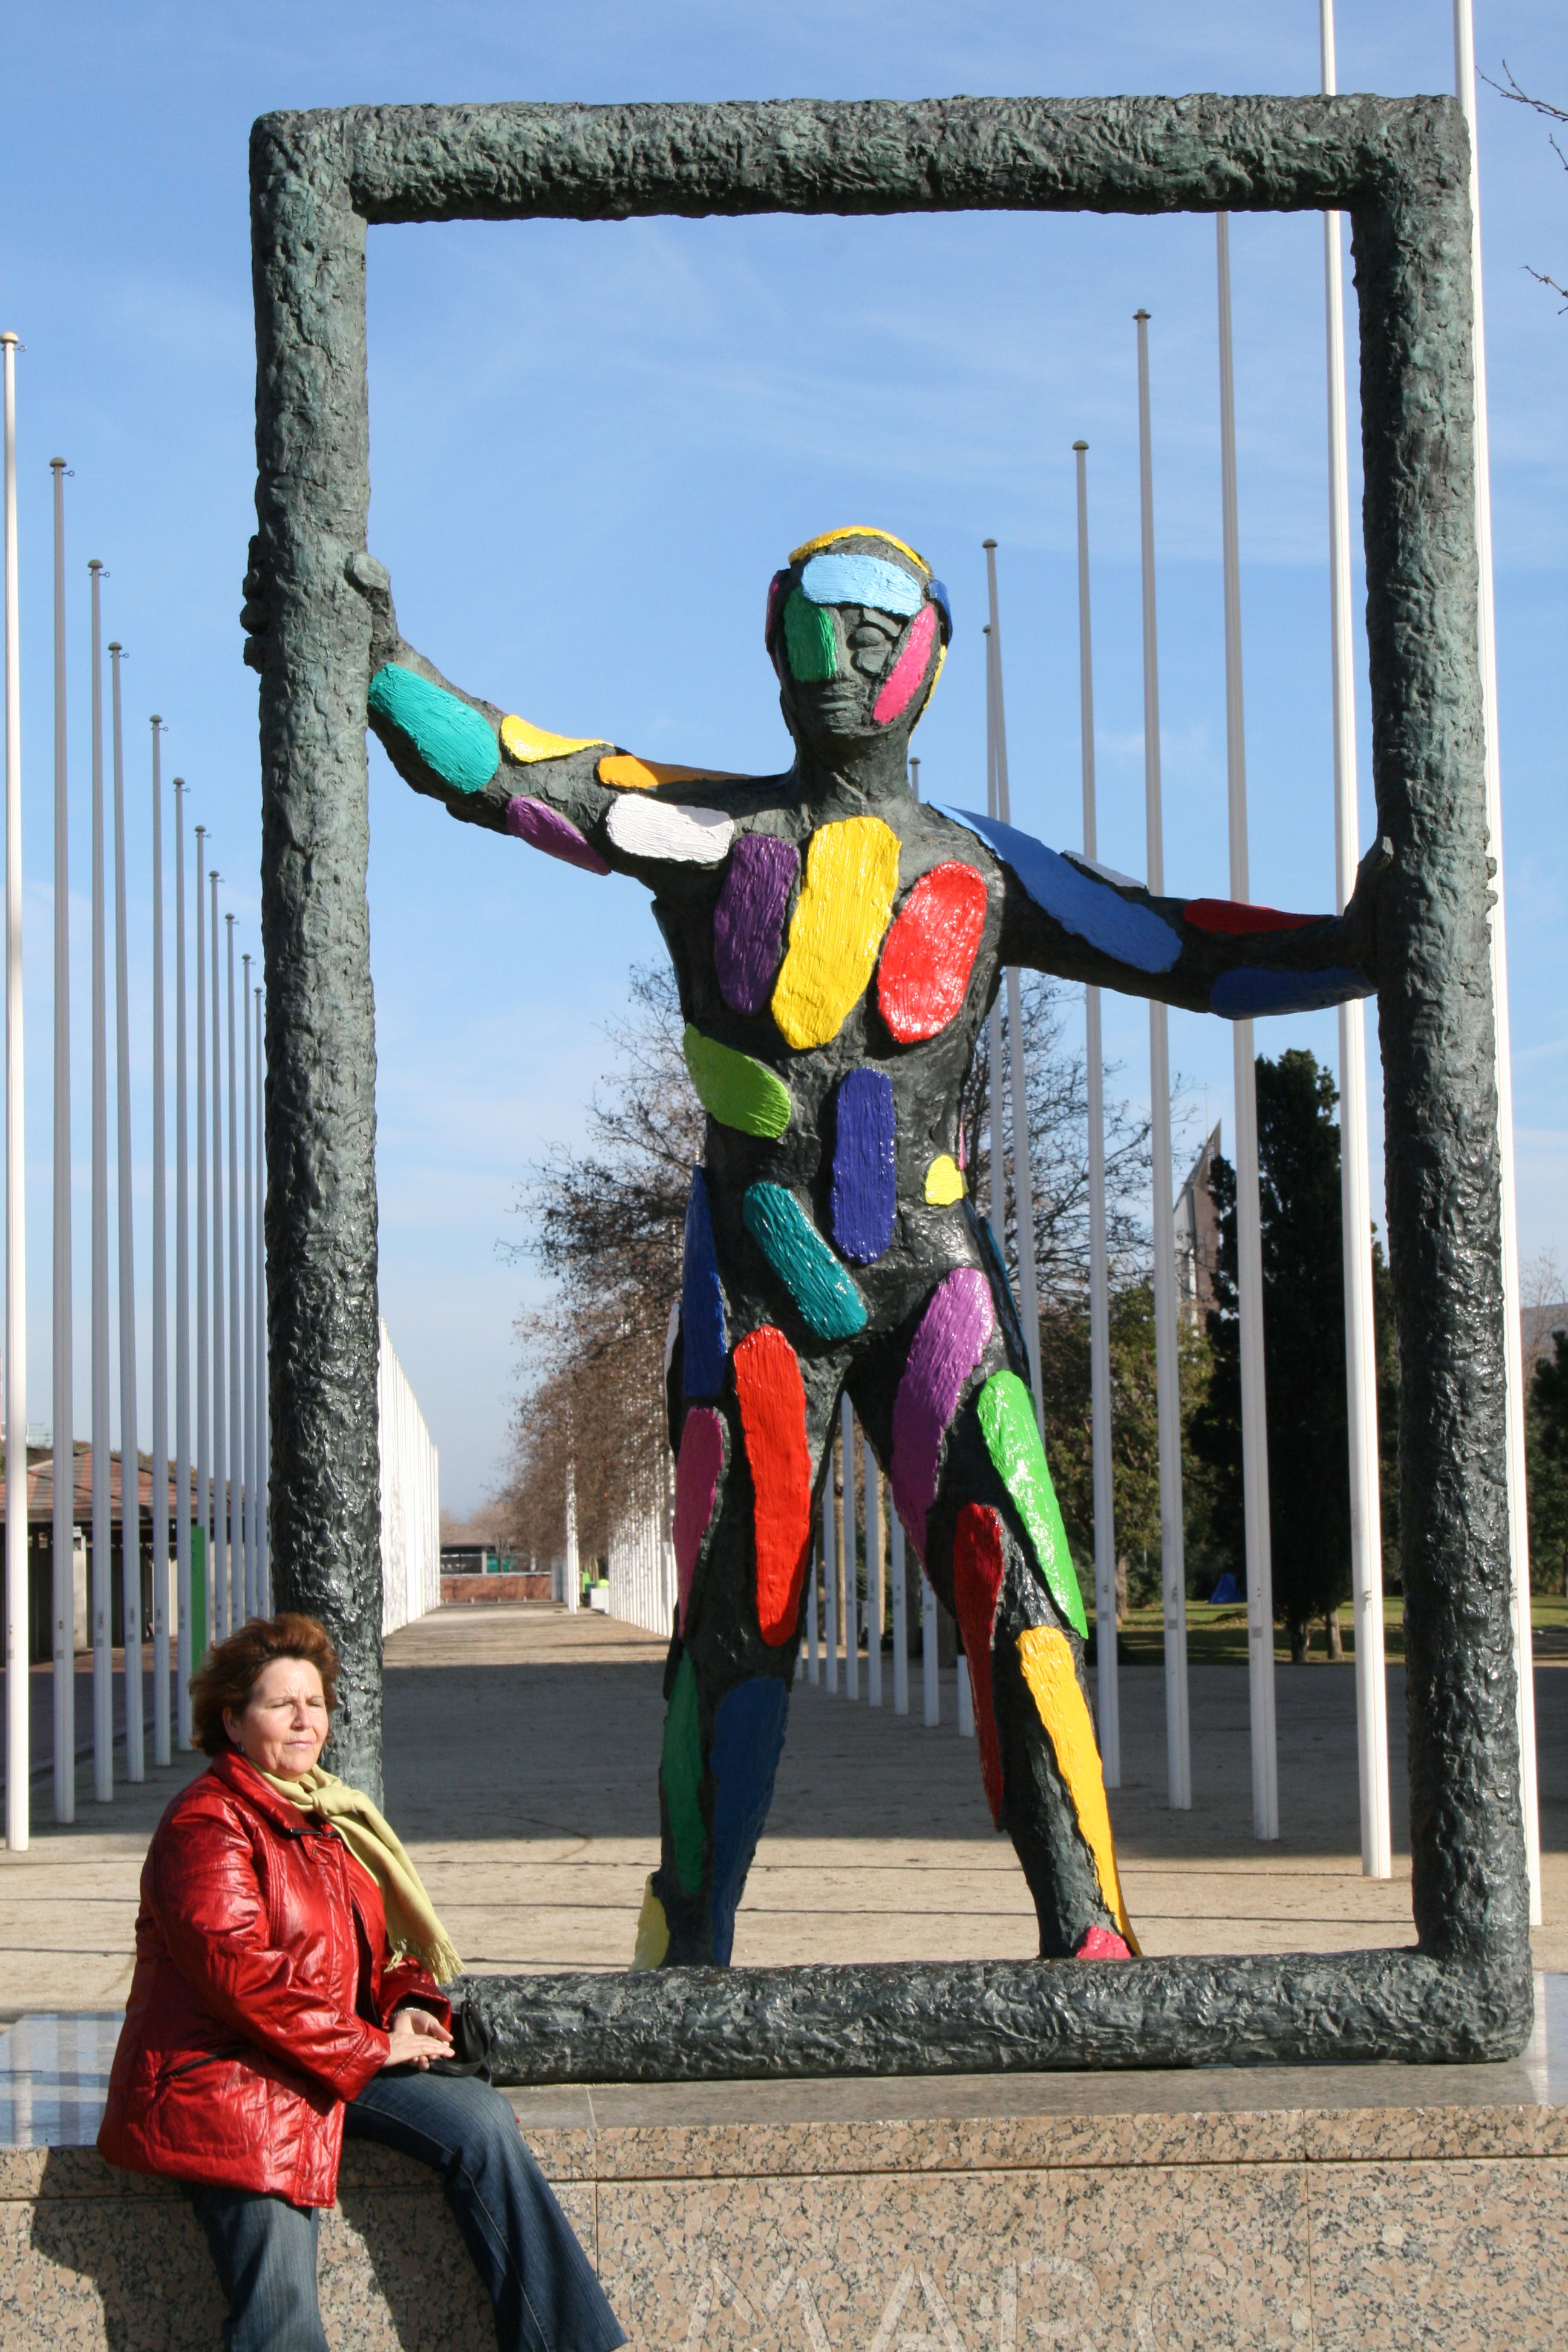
left=782, top=592, right=837, bottom=682
left=368, top=664, right=500, bottom=795
left=800, top=552, right=926, bottom=616
left=976, top=1371, right=1088, bottom=1638
left=742, top=1183, right=867, bottom=1341
left=661, top=1652, right=705, bottom=1896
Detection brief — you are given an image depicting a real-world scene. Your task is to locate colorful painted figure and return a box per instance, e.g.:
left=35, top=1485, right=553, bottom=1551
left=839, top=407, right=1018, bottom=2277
left=353, top=528, right=1385, bottom=1970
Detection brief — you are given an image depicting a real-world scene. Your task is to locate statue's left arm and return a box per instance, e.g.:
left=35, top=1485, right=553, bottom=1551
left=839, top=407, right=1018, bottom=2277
left=939, top=806, right=1388, bottom=1019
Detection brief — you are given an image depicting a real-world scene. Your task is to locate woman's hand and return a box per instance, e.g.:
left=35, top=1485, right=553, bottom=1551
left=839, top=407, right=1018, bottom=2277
left=381, top=2005, right=455, bottom=2071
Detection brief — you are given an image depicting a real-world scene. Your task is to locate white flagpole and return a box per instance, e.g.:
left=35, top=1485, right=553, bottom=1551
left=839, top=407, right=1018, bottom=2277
left=110, top=641, right=142, bottom=1782
left=194, top=829, right=210, bottom=1651
left=149, top=719, right=170, bottom=1765
left=1215, top=218, right=1281, bottom=1844
left=982, top=544, right=1045, bottom=1432
left=865, top=1441, right=882, bottom=1707
left=241, top=949, right=255, bottom=1618
left=981, top=627, right=1006, bottom=1243
left=890, top=1510, right=909, bottom=1716
left=1318, top=1, right=1391, bottom=1879
left=1, top=331, right=26, bottom=1851
left=50, top=457, right=74, bottom=1823
left=1134, top=308, right=1192, bottom=1812
left=89, top=564, right=112, bottom=1802
left=1452, top=0, right=1540, bottom=1925
left=209, top=870, right=226, bottom=1639
left=840, top=1394, right=858, bottom=1700
left=1073, top=439, right=1120, bottom=1788
left=821, top=1439, right=837, bottom=1694
left=225, top=911, right=241, bottom=1632
left=255, top=984, right=267, bottom=1612
left=563, top=1459, right=578, bottom=1613
left=174, top=783, right=192, bottom=1736
left=921, top=1568, right=939, bottom=1727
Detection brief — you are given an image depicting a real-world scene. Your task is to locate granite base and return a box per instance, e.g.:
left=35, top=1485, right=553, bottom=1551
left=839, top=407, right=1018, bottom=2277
left=2, top=1981, right=1564, bottom=2351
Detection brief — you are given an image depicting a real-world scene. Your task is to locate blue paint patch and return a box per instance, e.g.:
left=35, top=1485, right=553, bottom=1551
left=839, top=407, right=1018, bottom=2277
left=368, top=664, right=499, bottom=795
left=742, top=1184, right=868, bottom=1340
left=800, top=552, right=926, bottom=616
left=935, top=806, right=1181, bottom=975
left=1211, top=966, right=1371, bottom=1019
left=926, top=577, right=953, bottom=638
left=710, top=1677, right=789, bottom=1966
left=682, top=1169, right=728, bottom=1399
left=966, top=1203, right=1029, bottom=1374
left=831, top=1069, right=897, bottom=1265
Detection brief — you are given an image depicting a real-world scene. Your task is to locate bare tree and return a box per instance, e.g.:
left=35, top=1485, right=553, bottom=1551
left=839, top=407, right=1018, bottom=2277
left=1485, top=63, right=1568, bottom=308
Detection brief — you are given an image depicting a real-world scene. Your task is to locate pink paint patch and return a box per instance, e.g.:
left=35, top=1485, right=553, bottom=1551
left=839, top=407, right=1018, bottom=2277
left=1074, top=1925, right=1132, bottom=1960
left=673, top=1407, right=726, bottom=1625
left=505, top=795, right=610, bottom=875
left=872, top=603, right=938, bottom=727
left=890, top=1269, right=995, bottom=1559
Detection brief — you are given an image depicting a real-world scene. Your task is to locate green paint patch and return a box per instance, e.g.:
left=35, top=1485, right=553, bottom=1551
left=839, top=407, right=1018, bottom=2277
left=976, top=1371, right=1087, bottom=1638
left=368, top=662, right=500, bottom=794
left=661, top=1653, right=705, bottom=1896
left=742, top=1183, right=867, bottom=1340
left=682, top=1025, right=792, bottom=1138
left=782, top=590, right=837, bottom=683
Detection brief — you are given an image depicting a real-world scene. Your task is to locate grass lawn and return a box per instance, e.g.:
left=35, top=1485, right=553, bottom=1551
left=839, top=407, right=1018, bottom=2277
left=1089, top=1590, right=1568, bottom=1668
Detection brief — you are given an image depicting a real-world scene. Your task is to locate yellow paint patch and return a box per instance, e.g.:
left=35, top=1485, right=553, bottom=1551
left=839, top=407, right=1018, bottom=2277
left=790, top=523, right=929, bottom=572
left=630, top=1875, right=670, bottom=1970
left=1015, top=1627, right=1138, bottom=1951
left=771, top=817, right=901, bottom=1051
left=598, top=753, right=741, bottom=791
left=924, top=1154, right=965, bottom=1206
left=500, top=713, right=603, bottom=765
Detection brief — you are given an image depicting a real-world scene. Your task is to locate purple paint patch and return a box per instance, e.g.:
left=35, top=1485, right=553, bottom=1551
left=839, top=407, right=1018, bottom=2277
left=673, top=1406, right=726, bottom=1625
left=505, top=795, right=610, bottom=875
left=713, top=835, right=799, bottom=1014
left=891, top=1270, right=996, bottom=1559
left=831, top=1068, right=897, bottom=1264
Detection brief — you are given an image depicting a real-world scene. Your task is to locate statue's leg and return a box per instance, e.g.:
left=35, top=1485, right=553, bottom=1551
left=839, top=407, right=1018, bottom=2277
left=635, top=1325, right=844, bottom=1969
left=849, top=1274, right=1136, bottom=1962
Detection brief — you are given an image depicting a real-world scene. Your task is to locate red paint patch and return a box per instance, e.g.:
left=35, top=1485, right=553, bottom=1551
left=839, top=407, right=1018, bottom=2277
left=673, top=1407, right=726, bottom=1627
left=877, top=863, right=988, bottom=1043
left=733, top=1327, right=814, bottom=1647
left=1074, top=1925, right=1133, bottom=1960
left=952, top=1503, right=1007, bottom=1824
left=1183, top=898, right=1318, bottom=936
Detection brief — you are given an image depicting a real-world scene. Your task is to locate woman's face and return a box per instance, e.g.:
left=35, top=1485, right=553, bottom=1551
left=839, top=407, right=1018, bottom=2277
left=224, top=1657, right=330, bottom=1777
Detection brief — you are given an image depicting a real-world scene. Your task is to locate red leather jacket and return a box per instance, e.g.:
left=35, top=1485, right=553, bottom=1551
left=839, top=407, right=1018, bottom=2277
left=99, top=1749, right=451, bottom=2206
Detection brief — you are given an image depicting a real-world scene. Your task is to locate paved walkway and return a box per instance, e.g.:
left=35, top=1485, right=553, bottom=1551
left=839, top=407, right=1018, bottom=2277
left=1, top=1601, right=1563, bottom=2019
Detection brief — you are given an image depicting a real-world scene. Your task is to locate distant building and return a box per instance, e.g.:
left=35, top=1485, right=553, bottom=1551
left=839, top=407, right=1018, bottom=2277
left=1174, top=1122, right=1223, bottom=1326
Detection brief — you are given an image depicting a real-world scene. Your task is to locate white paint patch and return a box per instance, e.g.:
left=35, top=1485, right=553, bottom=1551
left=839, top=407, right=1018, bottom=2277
left=606, top=795, right=735, bottom=865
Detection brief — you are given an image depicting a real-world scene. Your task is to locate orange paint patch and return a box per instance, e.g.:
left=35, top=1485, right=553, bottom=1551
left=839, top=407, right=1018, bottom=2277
left=733, top=1327, right=814, bottom=1647
left=597, top=753, right=742, bottom=791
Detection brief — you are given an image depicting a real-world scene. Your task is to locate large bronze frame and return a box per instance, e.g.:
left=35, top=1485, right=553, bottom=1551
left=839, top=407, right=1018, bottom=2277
left=249, top=93, right=1530, bottom=2078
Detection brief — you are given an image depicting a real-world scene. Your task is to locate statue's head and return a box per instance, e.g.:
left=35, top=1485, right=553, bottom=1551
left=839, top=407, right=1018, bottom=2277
left=765, top=528, right=951, bottom=768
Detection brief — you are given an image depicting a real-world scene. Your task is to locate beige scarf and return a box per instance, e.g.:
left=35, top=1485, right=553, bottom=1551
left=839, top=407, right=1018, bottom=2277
left=258, top=1763, right=463, bottom=1985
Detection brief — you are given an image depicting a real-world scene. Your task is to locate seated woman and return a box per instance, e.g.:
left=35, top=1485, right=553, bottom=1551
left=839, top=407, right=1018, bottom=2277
left=99, top=1612, right=626, bottom=2352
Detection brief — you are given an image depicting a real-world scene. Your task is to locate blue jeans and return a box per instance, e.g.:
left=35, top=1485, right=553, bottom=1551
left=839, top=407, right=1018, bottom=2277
left=187, top=2071, right=625, bottom=2352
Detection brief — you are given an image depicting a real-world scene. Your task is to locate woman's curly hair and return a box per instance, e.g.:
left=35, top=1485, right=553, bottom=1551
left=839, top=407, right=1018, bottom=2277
left=188, top=1613, right=339, bottom=1756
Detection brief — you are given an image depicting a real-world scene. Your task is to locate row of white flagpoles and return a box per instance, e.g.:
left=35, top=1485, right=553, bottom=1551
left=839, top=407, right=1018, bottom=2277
left=798, top=1, right=1539, bottom=1916
left=1, top=443, right=270, bottom=1851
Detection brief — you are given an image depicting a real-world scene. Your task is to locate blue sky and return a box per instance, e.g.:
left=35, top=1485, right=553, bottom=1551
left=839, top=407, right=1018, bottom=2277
left=1, top=2, right=1562, bottom=1511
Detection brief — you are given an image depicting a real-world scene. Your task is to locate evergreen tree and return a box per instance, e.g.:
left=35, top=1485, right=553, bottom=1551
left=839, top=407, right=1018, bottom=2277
left=1529, top=1328, right=1568, bottom=1598
left=1189, top=1048, right=1399, bottom=1661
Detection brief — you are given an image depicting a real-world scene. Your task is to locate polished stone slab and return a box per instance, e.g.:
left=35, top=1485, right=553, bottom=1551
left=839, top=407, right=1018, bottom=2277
left=3, top=1983, right=1565, bottom=2350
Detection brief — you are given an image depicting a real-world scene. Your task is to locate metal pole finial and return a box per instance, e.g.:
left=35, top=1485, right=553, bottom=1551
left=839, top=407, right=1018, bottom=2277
left=1073, top=438, right=1088, bottom=452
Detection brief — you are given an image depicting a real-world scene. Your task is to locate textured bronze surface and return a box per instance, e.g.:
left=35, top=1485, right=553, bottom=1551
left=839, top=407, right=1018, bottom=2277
left=249, top=91, right=1527, bottom=2064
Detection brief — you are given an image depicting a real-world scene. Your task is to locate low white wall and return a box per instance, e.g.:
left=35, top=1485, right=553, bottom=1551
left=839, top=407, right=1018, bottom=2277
left=606, top=1499, right=676, bottom=1638
left=379, top=1321, right=441, bottom=1636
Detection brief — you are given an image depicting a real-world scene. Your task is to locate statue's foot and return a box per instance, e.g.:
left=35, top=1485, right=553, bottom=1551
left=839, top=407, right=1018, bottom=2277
left=1073, top=1924, right=1133, bottom=1960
